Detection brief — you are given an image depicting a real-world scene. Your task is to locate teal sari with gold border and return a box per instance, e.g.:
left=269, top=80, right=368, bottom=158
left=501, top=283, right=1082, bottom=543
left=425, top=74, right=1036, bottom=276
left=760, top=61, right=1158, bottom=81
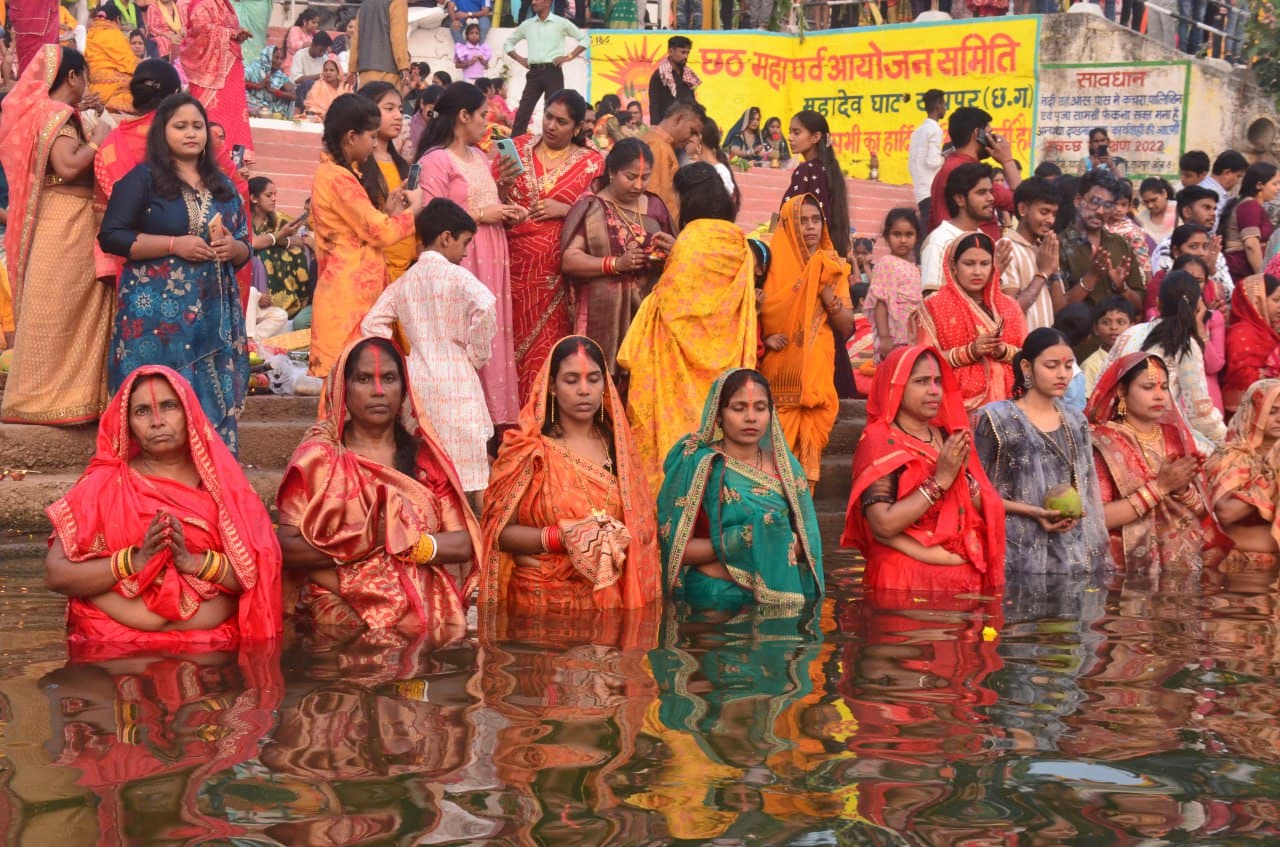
left=657, top=370, right=824, bottom=609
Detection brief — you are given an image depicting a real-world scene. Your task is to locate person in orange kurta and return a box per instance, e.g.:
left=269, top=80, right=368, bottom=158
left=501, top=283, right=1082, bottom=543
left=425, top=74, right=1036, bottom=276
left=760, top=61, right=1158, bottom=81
left=84, top=7, right=138, bottom=112
left=759, top=194, right=855, bottom=485
left=480, top=335, right=661, bottom=624
left=277, top=337, right=482, bottom=635
left=308, top=94, right=423, bottom=378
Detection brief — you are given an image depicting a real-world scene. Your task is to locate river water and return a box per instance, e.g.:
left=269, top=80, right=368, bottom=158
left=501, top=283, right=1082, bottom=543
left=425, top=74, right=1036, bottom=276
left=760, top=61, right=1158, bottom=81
left=2, top=551, right=1279, bottom=845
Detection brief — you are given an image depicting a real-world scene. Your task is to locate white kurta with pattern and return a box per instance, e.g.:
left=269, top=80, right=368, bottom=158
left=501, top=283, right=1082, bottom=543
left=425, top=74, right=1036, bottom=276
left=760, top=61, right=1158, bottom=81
left=362, top=250, right=498, bottom=490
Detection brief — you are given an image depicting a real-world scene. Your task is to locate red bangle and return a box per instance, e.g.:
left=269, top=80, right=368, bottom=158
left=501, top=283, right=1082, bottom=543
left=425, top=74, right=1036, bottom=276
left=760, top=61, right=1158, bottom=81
left=543, top=525, right=566, bottom=554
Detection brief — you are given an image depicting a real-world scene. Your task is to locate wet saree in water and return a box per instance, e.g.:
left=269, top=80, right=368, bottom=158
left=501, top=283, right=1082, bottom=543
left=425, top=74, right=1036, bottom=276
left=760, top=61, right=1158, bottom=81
left=506, top=135, right=602, bottom=402
left=479, top=336, right=660, bottom=625
left=759, top=194, right=852, bottom=484
left=277, top=339, right=482, bottom=634
left=1087, top=352, right=1224, bottom=570
left=618, top=218, right=758, bottom=493
left=100, top=164, right=250, bottom=453
left=657, top=370, right=824, bottom=609
left=1206, top=379, right=1280, bottom=552
left=842, top=346, right=1005, bottom=593
left=46, top=366, right=282, bottom=649
left=0, top=44, right=112, bottom=425
left=1223, top=274, right=1280, bottom=415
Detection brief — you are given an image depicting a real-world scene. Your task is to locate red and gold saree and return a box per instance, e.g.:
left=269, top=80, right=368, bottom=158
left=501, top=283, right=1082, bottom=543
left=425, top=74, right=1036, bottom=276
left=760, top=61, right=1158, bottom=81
left=1223, top=274, right=1280, bottom=415
left=276, top=338, right=481, bottom=633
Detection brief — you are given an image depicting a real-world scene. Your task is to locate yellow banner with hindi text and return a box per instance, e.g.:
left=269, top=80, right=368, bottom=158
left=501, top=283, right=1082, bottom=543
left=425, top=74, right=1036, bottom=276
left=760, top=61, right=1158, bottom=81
left=588, top=18, right=1039, bottom=187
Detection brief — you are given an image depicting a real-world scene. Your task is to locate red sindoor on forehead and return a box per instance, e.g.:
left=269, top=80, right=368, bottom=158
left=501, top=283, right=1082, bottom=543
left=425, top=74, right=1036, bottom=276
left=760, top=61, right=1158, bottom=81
left=371, top=344, right=384, bottom=394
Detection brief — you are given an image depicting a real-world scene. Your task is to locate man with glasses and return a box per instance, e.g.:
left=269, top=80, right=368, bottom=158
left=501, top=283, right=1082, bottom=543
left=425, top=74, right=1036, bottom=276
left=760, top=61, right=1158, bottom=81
left=1059, top=169, right=1145, bottom=315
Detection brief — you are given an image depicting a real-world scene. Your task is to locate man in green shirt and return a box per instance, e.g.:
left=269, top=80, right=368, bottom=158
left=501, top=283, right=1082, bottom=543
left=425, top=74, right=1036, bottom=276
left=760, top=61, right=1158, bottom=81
left=504, top=0, right=588, bottom=135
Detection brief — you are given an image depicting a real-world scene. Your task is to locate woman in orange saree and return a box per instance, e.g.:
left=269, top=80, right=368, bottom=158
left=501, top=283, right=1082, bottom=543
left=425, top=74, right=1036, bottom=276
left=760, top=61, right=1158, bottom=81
left=1088, top=351, right=1224, bottom=571
left=502, top=90, right=603, bottom=403
left=759, top=193, right=855, bottom=485
left=480, top=335, right=661, bottom=624
left=1206, top=378, right=1280, bottom=553
left=44, top=365, right=282, bottom=649
left=912, top=231, right=1027, bottom=412
left=84, top=7, right=138, bottom=112
left=842, top=345, right=1005, bottom=594
left=277, top=337, right=482, bottom=635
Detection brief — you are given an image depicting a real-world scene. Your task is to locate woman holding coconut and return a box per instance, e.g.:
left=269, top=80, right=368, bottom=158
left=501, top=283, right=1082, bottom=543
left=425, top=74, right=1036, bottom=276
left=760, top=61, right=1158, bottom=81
left=973, top=328, right=1113, bottom=576
left=1087, top=352, right=1223, bottom=569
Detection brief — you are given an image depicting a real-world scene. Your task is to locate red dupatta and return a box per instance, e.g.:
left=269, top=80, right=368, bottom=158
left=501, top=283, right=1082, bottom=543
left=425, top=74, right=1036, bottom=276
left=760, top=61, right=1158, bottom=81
left=180, top=0, right=240, bottom=91
left=1224, top=274, right=1280, bottom=413
left=0, top=44, right=77, bottom=307
left=841, top=345, right=1005, bottom=589
left=276, top=337, right=482, bottom=632
left=913, top=232, right=1026, bottom=411
left=1086, top=352, right=1224, bottom=566
left=45, top=365, right=282, bottom=644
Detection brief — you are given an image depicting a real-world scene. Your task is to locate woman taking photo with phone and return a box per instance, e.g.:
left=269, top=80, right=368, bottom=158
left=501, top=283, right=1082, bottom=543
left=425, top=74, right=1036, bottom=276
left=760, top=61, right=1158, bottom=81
left=419, top=81, right=527, bottom=428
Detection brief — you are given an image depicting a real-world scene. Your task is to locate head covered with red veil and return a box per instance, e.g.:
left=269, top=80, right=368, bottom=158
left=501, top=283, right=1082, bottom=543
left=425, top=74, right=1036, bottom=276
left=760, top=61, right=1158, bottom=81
left=46, top=365, right=282, bottom=647
left=1224, top=273, right=1280, bottom=412
left=842, top=345, right=1005, bottom=587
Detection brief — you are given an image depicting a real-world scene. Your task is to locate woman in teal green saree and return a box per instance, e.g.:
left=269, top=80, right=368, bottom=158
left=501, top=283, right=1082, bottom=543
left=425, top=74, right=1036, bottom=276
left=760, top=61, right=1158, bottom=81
left=657, top=369, right=824, bottom=609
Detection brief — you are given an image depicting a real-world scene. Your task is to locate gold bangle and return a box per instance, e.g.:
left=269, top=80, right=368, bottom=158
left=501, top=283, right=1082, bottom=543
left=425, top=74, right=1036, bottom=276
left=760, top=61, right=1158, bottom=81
left=411, top=533, right=437, bottom=564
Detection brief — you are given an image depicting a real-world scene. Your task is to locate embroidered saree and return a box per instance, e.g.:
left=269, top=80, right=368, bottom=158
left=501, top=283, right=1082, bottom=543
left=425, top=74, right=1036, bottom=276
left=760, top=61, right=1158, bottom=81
left=1206, top=379, right=1280, bottom=550
left=913, top=234, right=1026, bottom=412
left=479, top=335, right=660, bottom=626
left=0, top=45, right=112, bottom=425
left=1224, top=275, right=1280, bottom=415
left=1088, top=352, right=1223, bottom=570
left=618, top=218, right=758, bottom=493
left=759, top=194, right=852, bottom=484
left=46, top=365, right=282, bottom=649
left=560, top=191, right=673, bottom=382
left=254, top=211, right=315, bottom=318
left=182, top=0, right=253, bottom=154
left=842, top=345, right=1005, bottom=593
left=973, top=399, right=1113, bottom=576
left=506, top=135, right=602, bottom=402
left=85, top=19, right=138, bottom=113
left=657, top=369, right=824, bottom=609
left=277, top=339, right=482, bottom=633
left=100, top=165, right=251, bottom=453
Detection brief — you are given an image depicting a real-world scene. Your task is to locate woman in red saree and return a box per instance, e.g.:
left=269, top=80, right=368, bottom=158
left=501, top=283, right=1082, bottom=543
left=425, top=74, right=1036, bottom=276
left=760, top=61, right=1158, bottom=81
left=1206, top=378, right=1280, bottom=554
left=1223, top=273, right=1280, bottom=415
left=180, top=0, right=253, bottom=155
left=842, top=345, right=1005, bottom=594
left=1087, top=352, right=1224, bottom=569
left=501, top=90, right=603, bottom=403
left=44, top=365, right=282, bottom=649
left=912, top=231, right=1026, bottom=412
left=276, top=337, right=482, bottom=635
left=480, top=335, right=661, bottom=625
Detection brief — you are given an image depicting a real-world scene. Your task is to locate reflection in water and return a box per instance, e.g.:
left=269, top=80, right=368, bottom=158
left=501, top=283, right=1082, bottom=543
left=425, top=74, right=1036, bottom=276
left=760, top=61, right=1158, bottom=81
left=4, top=558, right=1280, bottom=844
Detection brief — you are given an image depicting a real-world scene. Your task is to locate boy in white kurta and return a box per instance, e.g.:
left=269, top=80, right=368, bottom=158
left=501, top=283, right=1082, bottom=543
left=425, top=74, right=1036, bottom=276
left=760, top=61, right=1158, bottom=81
left=362, top=199, right=497, bottom=496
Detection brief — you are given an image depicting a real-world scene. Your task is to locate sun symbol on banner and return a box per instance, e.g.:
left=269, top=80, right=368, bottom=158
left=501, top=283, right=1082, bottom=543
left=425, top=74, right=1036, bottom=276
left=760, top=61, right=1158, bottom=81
left=597, top=37, right=664, bottom=112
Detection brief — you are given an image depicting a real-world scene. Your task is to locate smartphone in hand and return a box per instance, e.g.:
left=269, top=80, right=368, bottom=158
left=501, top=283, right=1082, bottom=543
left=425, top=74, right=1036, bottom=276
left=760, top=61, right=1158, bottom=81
left=494, top=137, right=525, bottom=175
left=231, top=144, right=246, bottom=168
left=405, top=162, right=421, bottom=191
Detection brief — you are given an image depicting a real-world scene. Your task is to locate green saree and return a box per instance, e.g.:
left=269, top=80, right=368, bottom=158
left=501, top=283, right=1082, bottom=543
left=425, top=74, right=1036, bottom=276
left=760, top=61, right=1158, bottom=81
left=657, top=370, right=824, bottom=609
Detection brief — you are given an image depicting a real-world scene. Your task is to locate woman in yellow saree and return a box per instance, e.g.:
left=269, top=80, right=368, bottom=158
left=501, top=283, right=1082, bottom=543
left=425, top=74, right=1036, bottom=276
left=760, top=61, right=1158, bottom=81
left=618, top=162, right=757, bottom=493
left=759, top=193, right=855, bottom=485
left=84, top=6, right=138, bottom=113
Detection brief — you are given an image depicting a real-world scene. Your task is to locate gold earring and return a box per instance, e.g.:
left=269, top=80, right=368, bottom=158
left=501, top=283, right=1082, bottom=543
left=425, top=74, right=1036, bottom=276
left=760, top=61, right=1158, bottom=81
left=549, top=396, right=557, bottom=425
left=1117, top=396, right=1127, bottom=417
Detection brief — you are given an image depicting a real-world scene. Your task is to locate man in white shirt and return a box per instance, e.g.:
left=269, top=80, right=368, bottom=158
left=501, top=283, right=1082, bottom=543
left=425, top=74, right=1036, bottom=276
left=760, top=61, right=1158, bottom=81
left=908, top=89, right=946, bottom=231
left=920, top=161, right=998, bottom=292
left=289, top=31, right=332, bottom=109
left=1003, top=177, right=1063, bottom=331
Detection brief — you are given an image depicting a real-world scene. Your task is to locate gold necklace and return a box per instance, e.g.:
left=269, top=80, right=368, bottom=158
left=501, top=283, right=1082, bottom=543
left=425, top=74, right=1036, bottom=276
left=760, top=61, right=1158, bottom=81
left=603, top=197, right=647, bottom=244
left=537, top=141, right=571, bottom=162
left=556, top=433, right=617, bottom=520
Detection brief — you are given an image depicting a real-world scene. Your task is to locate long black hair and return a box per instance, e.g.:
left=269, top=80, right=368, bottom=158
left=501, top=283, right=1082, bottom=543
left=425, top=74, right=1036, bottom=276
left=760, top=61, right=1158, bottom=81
left=419, top=81, right=486, bottom=155
left=1144, top=270, right=1203, bottom=360
left=791, top=110, right=849, bottom=256
left=675, top=162, right=736, bottom=231
left=356, top=81, right=408, bottom=208
left=410, top=84, right=447, bottom=161
left=700, top=116, right=740, bottom=213
left=544, top=88, right=588, bottom=147
left=1011, top=327, right=1072, bottom=397
left=342, top=338, right=418, bottom=477
left=322, top=93, right=381, bottom=173
left=145, top=93, right=235, bottom=201
left=598, top=137, right=653, bottom=191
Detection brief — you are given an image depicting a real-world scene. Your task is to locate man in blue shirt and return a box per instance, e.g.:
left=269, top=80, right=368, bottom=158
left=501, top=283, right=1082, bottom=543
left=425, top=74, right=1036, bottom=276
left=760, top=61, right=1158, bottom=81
left=503, top=0, right=587, bottom=136
left=450, top=0, right=493, bottom=44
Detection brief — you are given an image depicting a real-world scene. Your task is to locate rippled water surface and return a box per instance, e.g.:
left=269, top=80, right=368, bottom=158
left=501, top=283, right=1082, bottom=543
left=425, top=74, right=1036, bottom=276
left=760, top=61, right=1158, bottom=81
left=3, top=550, right=1280, bottom=846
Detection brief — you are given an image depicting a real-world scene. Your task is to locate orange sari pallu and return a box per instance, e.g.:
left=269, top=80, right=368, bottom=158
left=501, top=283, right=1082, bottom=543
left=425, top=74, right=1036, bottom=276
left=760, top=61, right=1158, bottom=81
left=1223, top=274, right=1280, bottom=415
left=912, top=232, right=1026, bottom=412
left=759, top=193, right=852, bottom=484
left=1206, top=378, right=1280, bottom=550
left=45, top=365, right=282, bottom=649
left=842, top=345, right=1005, bottom=594
left=277, top=338, right=482, bottom=633
left=480, top=335, right=661, bottom=624
left=1087, top=351, right=1226, bottom=570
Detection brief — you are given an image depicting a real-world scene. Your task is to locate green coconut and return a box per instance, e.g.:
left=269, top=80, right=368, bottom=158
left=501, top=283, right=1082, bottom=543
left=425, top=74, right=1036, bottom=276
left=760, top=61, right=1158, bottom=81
left=1042, top=483, right=1083, bottom=519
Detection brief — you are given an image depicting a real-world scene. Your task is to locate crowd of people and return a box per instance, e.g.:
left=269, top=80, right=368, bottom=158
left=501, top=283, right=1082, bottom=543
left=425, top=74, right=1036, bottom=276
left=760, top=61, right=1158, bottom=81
left=1, top=15, right=1279, bottom=650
